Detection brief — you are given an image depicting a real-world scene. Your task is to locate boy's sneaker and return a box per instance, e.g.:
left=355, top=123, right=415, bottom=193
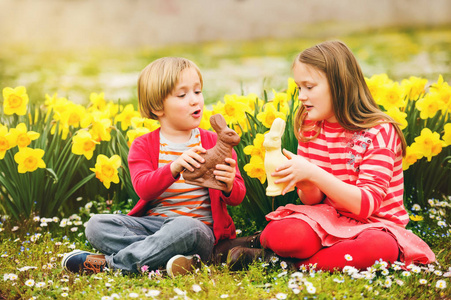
left=62, top=250, right=107, bottom=274
left=166, top=254, right=201, bottom=278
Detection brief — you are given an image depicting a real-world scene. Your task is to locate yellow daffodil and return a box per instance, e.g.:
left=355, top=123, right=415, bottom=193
left=44, top=93, right=60, bottom=107
left=130, top=117, right=160, bottom=132
left=401, top=76, right=427, bottom=100
left=199, top=108, right=212, bottom=130
left=414, top=128, right=446, bottom=161
left=438, top=87, right=451, bottom=114
left=243, top=155, right=266, bottom=184
left=127, top=127, right=151, bottom=147
left=257, top=103, right=286, bottom=128
left=243, top=133, right=266, bottom=159
left=115, top=104, right=141, bottom=131
left=365, top=74, right=392, bottom=106
left=10, top=123, right=40, bottom=148
left=104, top=102, right=120, bottom=119
left=90, top=118, right=112, bottom=142
left=213, top=95, right=250, bottom=125
left=60, top=103, right=85, bottom=128
left=2, top=86, right=29, bottom=116
left=231, top=123, right=243, bottom=136
left=402, top=143, right=423, bottom=170
left=380, top=82, right=405, bottom=110
left=443, top=123, right=451, bottom=146
left=386, top=107, right=408, bottom=130
left=143, top=118, right=160, bottom=131
left=14, top=147, right=46, bottom=173
left=50, top=103, right=87, bottom=140
left=430, top=76, right=451, bottom=113
left=431, top=74, right=446, bottom=89
left=409, top=215, right=424, bottom=222
left=287, top=77, right=298, bottom=99
left=29, top=106, right=40, bottom=125
left=244, top=93, right=262, bottom=113
left=90, top=154, right=121, bottom=189
left=72, top=130, right=99, bottom=160
left=416, top=93, right=445, bottom=119
left=46, top=94, right=70, bottom=121
left=0, top=125, right=17, bottom=159
left=89, top=92, right=107, bottom=112
left=271, top=90, right=290, bottom=115
left=81, top=111, right=112, bottom=142
left=231, top=118, right=250, bottom=136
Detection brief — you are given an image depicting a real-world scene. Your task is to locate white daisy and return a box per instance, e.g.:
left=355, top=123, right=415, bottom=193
left=436, top=280, right=447, bottom=289
left=25, top=279, right=35, bottom=287
left=306, top=285, right=316, bottom=294
left=146, top=290, right=160, bottom=297
left=192, top=284, right=202, bottom=293
left=276, top=293, right=287, bottom=299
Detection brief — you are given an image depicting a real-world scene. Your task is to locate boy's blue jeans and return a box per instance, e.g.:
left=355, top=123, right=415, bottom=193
left=85, top=214, right=215, bottom=273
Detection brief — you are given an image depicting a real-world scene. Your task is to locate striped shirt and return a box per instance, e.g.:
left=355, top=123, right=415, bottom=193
left=146, top=128, right=213, bottom=226
left=298, top=120, right=408, bottom=227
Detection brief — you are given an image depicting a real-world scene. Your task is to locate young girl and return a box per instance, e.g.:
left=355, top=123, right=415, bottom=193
left=227, top=41, right=435, bottom=271
left=62, top=57, right=246, bottom=276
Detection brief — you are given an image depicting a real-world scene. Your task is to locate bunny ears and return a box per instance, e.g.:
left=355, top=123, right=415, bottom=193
left=269, top=118, right=286, bottom=135
left=209, top=114, right=228, bottom=132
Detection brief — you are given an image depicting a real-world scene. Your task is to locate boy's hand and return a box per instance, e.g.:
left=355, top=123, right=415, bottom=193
left=214, top=157, right=236, bottom=195
left=171, top=146, right=206, bottom=177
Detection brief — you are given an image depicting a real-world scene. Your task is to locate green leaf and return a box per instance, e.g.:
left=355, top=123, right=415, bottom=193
left=44, top=168, right=58, bottom=183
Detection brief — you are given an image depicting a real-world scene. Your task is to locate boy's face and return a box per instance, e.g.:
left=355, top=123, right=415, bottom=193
left=153, top=67, right=204, bottom=138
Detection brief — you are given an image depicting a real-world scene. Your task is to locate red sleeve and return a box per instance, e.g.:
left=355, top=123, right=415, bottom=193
left=356, top=125, right=398, bottom=219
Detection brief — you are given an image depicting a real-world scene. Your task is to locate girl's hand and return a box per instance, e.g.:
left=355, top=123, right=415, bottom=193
left=171, top=146, right=206, bottom=177
left=214, top=157, right=236, bottom=195
left=272, top=149, right=314, bottom=195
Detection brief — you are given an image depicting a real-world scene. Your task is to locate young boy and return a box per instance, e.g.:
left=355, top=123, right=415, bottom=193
left=62, top=57, right=246, bottom=277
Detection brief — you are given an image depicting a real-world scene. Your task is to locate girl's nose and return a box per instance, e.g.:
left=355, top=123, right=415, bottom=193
left=298, top=90, right=307, bottom=102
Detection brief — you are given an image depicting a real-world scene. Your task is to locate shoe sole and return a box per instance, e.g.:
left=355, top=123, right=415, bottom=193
left=166, top=255, right=195, bottom=278
left=61, top=249, right=90, bottom=273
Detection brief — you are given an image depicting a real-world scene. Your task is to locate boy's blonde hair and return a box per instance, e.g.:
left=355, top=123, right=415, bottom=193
left=293, top=40, right=406, bottom=156
left=137, top=57, right=203, bottom=120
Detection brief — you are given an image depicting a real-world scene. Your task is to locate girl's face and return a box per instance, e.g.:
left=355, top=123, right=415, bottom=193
left=293, top=61, right=337, bottom=123
left=153, top=67, right=204, bottom=142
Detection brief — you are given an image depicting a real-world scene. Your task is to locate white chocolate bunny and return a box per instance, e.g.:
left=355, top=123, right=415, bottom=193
left=183, top=114, right=240, bottom=191
left=263, top=118, right=294, bottom=196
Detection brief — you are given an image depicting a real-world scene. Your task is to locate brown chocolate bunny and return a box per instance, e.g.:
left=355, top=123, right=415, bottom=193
left=183, top=114, right=240, bottom=191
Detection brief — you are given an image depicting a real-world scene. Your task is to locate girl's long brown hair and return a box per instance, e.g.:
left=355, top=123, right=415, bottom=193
left=293, top=41, right=407, bottom=156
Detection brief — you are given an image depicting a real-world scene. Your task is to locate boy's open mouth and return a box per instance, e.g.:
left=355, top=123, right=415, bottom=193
left=192, top=109, right=201, bottom=117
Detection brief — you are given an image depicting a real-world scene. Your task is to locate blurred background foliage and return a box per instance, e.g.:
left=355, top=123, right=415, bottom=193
left=0, top=26, right=450, bottom=108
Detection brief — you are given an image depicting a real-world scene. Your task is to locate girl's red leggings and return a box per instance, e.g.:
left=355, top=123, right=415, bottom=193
left=260, top=218, right=399, bottom=271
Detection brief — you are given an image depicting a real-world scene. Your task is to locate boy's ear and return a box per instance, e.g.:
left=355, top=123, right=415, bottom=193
left=151, top=109, right=164, bottom=117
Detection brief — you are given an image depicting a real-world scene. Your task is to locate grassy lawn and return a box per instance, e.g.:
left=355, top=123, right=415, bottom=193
left=0, top=199, right=450, bottom=299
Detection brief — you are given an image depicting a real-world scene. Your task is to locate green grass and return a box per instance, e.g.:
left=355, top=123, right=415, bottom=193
left=0, top=199, right=450, bottom=300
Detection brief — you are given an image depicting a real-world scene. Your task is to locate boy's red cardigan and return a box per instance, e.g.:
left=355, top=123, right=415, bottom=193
left=127, top=128, right=246, bottom=244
